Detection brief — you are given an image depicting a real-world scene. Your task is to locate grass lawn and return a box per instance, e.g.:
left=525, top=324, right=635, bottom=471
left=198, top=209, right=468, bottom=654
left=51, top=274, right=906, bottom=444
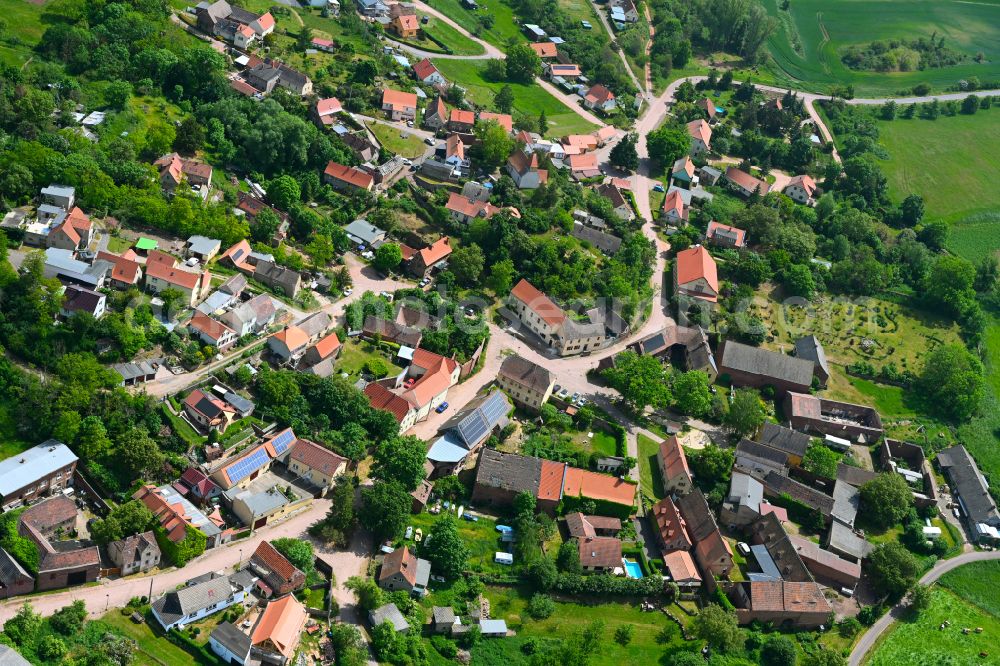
left=569, top=429, right=619, bottom=457
left=421, top=0, right=523, bottom=49
left=101, top=612, right=211, bottom=666
left=161, top=404, right=206, bottom=450
left=406, top=510, right=511, bottom=574
left=866, top=567, right=1000, bottom=665
left=472, top=586, right=690, bottom=666
left=826, top=376, right=953, bottom=444
left=106, top=235, right=133, bottom=253
left=760, top=0, right=1000, bottom=96
left=432, top=59, right=599, bottom=137
left=367, top=122, right=427, bottom=159
left=637, top=434, right=666, bottom=502
left=405, top=17, right=486, bottom=56
left=873, top=108, right=1000, bottom=262
left=335, top=340, right=404, bottom=378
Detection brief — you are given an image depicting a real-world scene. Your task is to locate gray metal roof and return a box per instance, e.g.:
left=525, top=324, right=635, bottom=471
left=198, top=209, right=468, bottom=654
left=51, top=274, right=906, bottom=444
left=210, top=621, right=252, bottom=658
left=831, top=478, right=860, bottom=528
left=415, top=557, right=431, bottom=587
left=233, top=487, right=289, bottom=517
left=344, top=219, right=386, bottom=245
left=187, top=235, right=222, bottom=256
left=749, top=544, right=781, bottom=581
left=40, top=185, right=75, bottom=199
left=224, top=392, right=254, bottom=415
left=370, top=603, right=409, bottom=632
left=197, top=290, right=236, bottom=315
left=0, top=645, right=32, bottom=666
left=0, top=441, right=77, bottom=498
left=728, top=472, right=763, bottom=508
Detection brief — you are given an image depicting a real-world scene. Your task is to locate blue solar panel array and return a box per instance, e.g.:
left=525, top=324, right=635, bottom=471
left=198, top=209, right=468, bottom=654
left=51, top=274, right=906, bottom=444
left=227, top=447, right=270, bottom=484
left=456, top=392, right=508, bottom=447
left=269, top=429, right=295, bottom=456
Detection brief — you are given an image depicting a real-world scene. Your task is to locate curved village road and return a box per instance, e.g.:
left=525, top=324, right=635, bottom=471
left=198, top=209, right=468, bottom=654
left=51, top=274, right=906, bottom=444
left=848, top=551, right=1000, bottom=666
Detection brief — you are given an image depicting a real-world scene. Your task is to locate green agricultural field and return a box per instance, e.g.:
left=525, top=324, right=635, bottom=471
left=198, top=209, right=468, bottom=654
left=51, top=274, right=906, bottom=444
left=0, top=0, right=62, bottom=65
left=760, top=0, right=1000, bottom=96
left=874, top=108, right=1000, bottom=262
left=421, top=0, right=523, bottom=48
left=866, top=562, right=1000, bottom=665
left=432, top=59, right=599, bottom=136
left=367, top=122, right=427, bottom=159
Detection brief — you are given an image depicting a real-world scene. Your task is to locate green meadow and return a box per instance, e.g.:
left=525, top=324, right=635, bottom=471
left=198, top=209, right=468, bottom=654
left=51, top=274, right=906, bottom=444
left=761, top=0, right=1000, bottom=96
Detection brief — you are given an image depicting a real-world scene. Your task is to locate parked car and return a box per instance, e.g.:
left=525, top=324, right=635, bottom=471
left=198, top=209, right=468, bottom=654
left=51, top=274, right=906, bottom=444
left=652, top=183, right=665, bottom=192
left=435, top=402, right=450, bottom=413
left=424, top=136, right=435, bottom=145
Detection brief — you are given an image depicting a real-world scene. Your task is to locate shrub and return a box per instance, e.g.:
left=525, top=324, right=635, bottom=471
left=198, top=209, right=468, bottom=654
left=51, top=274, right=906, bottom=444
left=527, top=593, right=556, bottom=619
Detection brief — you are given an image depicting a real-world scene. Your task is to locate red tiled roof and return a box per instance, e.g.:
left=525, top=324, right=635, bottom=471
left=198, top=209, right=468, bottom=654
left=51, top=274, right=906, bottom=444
left=529, top=42, right=558, bottom=58
left=707, top=221, right=747, bottom=247
left=402, top=357, right=454, bottom=408
left=312, top=37, right=334, bottom=48
left=231, top=79, right=258, bottom=96
left=311, top=332, right=341, bottom=359
left=725, top=166, right=771, bottom=195
left=394, top=14, right=419, bottom=31
left=651, top=496, right=692, bottom=549
left=146, top=258, right=203, bottom=290
left=411, top=347, right=458, bottom=374
left=664, top=550, right=701, bottom=582
left=449, top=108, right=475, bottom=125
left=289, top=439, right=347, bottom=476
left=97, top=250, right=141, bottom=284
left=577, top=536, right=622, bottom=568
left=220, top=240, right=254, bottom=270
left=675, top=246, right=718, bottom=293
left=562, top=468, right=637, bottom=507
left=585, top=84, right=614, bottom=105
left=786, top=174, right=817, bottom=196
left=324, top=162, right=374, bottom=190
left=659, top=436, right=691, bottom=481
left=510, top=278, right=565, bottom=326
left=380, top=545, right=417, bottom=586
left=417, top=237, right=452, bottom=267
left=538, top=460, right=566, bottom=503
left=190, top=311, right=235, bottom=343
left=479, top=112, right=513, bottom=132
left=697, top=98, right=716, bottom=118
left=315, top=97, right=342, bottom=116
left=413, top=58, right=438, bottom=81
left=687, top=118, right=712, bottom=147
left=662, top=189, right=686, bottom=218
left=251, top=541, right=302, bottom=586
left=507, top=149, right=539, bottom=175
left=271, top=325, right=309, bottom=352
left=382, top=88, right=418, bottom=110
left=567, top=152, right=599, bottom=172
left=256, top=12, right=275, bottom=32
left=445, top=192, right=501, bottom=219
left=364, top=383, right=412, bottom=423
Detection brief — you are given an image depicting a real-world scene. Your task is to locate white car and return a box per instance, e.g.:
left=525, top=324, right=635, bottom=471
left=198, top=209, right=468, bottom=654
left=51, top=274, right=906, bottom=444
left=401, top=158, right=412, bottom=166
left=343, top=287, right=353, bottom=297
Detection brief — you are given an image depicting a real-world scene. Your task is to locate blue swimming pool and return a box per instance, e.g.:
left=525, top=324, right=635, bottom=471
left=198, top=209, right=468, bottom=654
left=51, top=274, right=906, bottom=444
left=622, top=558, right=643, bottom=579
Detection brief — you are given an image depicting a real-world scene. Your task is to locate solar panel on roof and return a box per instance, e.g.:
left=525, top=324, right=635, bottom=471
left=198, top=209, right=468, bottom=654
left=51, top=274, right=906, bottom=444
left=227, top=447, right=270, bottom=484
left=480, top=392, right=508, bottom=424
left=457, top=413, right=487, bottom=448
left=269, top=429, right=295, bottom=455
left=231, top=248, right=245, bottom=262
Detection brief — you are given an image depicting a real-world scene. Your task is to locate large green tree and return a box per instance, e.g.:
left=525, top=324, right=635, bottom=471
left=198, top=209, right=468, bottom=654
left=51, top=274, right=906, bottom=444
left=724, top=389, right=765, bottom=438
left=672, top=371, right=713, bottom=417
left=420, top=514, right=469, bottom=579
left=915, top=344, right=985, bottom=421
left=646, top=125, right=690, bottom=168
left=505, top=43, right=542, bottom=82
left=360, top=481, right=411, bottom=542
left=373, top=243, right=403, bottom=273
left=602, top=350, right=671, bottom=411
left=372, top=436, right=427, bottom=492
left=866, top=542, right=920, bottom=599
left=692, top=603, right=744, bottom=653
left=859, top=473, right=913, bottom=528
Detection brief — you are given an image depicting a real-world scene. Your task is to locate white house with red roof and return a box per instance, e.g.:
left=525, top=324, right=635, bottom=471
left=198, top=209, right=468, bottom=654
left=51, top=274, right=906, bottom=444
left=508, top=279, right=606, bottom=356
left=725, top=166, right=771, bottom=198
left=783, top=174, right=818, bottom=205
left=97, top=250, right=143, bottom=289
left=583, top=84, right=616, bottom=112
left=144, top=250, right=211, bottom=307
left=381, top=88, right=418, bottom=121
left=412, top=58, right=446, bottom=86
left=660, top=189, right=687, bottom=225
left=403, top=236, right=452, bottom=277
left=323, top=161, right=374, bottom=192
left=674, top=246, right=719, bottom=304
left=183, top=389, right=237, bottom=432
left=686, top=119, right=712, bottom=155
left=189, top=311, right=238, bottom=350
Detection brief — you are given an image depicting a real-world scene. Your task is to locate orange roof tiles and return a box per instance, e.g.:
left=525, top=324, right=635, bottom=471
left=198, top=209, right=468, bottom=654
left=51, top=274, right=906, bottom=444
left=664, top=550, right=701, bottom=582
left=97, top=250, right=141, bottom=284
left=659, top=436, right=691, bottom=481
left=450, top=108, right=475, bottom=125
left=252, top=595, right=308, bottom=659
left=289, top=439, right=347, bottom=476
left=190, top=311, right=235, bottom=343
left=311, top=332, right=341, bottom=359
left=687, top=118, right=712, bottom=147
left=324, top=161, right=374, bottom=190
left=251, top=541, right=302, bottom=586
left=562, top=467, right=636, bottom=507
left=479, top=112, right=513, bottom=132
left=413, top=58, right=438, bottom=81
left=146, top=258, right=204, bottom=290
left=382, top=88, right=418, bottom=110
left=364, top=383, right=412, bottom=423
left=538, top=460, right=566, bottom=503
left=271, top=325, right=309, bottom=351
left=675, top=245, right=718, bottom=294
left=418, top=237, right=452, bottom=267
left=510, top=278, right=565, bottom=327
left=529, top=42, right=558, bottom=58
left=315, top=97, right=342, bottom=116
